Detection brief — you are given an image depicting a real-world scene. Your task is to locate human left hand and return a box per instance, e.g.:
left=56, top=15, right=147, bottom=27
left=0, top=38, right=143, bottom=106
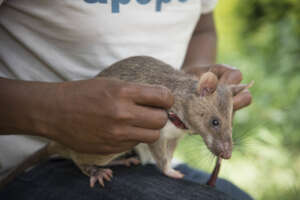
left=183, top=64, right=252, bottom=111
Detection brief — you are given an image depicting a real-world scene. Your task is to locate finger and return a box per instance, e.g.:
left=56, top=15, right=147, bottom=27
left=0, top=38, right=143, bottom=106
left=209, top=64, right=235, bottom=79
left=126, top=84, right=174, bottom=109
left=219, top=70, right=243, bottom=85
left=129, top=105, right=168, bottom=129
left=126, top=127, right=160, bottom=144
left=184, top=66, right=209, bottom=77
left=233, top=90, right=252, bottom=111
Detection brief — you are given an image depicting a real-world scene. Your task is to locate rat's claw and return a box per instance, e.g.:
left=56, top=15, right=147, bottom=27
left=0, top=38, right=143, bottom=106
left=90, top=176, right=97, bottom=188
left=106, top=169, right=113, bottom=178
left=98, top=177, right=105, bottom=187
left=103, top=173, right=111, bottom=182
left=85, top=167, right=113, bottom=188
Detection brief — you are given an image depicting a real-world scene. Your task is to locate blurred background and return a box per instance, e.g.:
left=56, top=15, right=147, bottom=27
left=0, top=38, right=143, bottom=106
left=176, top=0, right=300, bottom=199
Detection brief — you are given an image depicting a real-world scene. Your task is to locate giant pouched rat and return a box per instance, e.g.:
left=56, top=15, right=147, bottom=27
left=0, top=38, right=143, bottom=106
left=0, top=56, right=253, bottom=188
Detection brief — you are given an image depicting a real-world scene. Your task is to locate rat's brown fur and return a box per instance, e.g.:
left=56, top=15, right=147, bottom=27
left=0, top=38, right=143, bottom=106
left=99, top=56, right=237, bottom=159
left=1, top=56, right=252, bottom=187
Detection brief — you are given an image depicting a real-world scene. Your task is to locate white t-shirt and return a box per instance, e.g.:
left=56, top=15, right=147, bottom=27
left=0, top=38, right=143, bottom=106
left=0, top=0, right=218, bottom=179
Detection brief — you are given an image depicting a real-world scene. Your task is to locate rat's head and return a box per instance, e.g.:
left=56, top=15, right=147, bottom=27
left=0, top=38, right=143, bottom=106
left=186, top=72, right=253, bottom=159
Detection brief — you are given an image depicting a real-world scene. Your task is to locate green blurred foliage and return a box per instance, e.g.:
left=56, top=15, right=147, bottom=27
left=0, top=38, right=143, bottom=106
left=235, top=0, right=300, bottom=153
left=176, top=0, right=300, bottom=199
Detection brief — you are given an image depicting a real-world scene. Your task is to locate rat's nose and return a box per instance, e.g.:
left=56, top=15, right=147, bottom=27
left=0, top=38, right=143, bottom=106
left=219, top=142, right=232, bottom=159
left=220, top=151, right=232, bottom=159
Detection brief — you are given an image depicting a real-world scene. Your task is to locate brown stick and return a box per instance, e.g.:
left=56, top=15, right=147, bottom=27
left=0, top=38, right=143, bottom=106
left=206, top=156, right=222, bottom=187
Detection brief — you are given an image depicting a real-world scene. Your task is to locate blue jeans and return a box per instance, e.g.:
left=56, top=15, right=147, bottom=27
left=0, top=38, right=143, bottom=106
left=0, top=158, right=253, bottom=200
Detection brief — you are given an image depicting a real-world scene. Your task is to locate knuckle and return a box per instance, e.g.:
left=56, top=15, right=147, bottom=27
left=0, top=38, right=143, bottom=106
left=148, top=130, right=160, bottom=143
left=211, top=64, right=225, bottom=72
left=111, top=126, right=122, bottom=137
left=116, top=110, right=131, bottom=121
left=208, top=65, right=216, bottom=73
left=118, top=84, right=133, bottom=97
left=113, top=104, right=131, bottom=121
left=157, top=86, right=173, bottom=107
left=213, top=64, right=224, bottom=68
left=111, top=126, right=130, bottom=142
left=209, top=64, right=226, bottom=77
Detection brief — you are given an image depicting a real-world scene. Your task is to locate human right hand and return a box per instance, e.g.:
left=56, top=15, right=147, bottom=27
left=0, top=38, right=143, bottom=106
left=40, top=78, right=174, bottom=154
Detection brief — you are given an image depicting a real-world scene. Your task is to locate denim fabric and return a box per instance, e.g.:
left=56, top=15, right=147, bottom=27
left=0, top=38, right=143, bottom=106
left=0, top=159, right=253, bottom=200
left=176, top=164, right=253, bottom=200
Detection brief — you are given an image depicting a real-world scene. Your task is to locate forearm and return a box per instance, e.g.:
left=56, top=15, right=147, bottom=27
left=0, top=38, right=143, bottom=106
left=182, top=29, right=217, bottom=68
left=182, top=13, right=217, bottom=70
left=0, top=77, right=58, bottom=137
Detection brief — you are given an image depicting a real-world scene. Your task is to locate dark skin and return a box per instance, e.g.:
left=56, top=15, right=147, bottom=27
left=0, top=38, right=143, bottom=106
left=0, top=12, right=251, bottom=154
left=182, top=13, right=252, bottom=110
left=0, top=78, right=173, bottom=154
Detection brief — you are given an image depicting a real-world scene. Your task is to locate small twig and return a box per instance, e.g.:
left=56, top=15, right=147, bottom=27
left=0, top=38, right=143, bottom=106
left=206, top=156, right=222, bottom=187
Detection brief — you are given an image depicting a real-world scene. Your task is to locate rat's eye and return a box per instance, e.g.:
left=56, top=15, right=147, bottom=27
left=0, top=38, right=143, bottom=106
left=211, top=119, right=220, bottom=127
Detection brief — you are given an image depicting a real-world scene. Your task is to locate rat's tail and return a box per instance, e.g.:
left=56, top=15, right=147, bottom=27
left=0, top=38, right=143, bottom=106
left=0, top=142, right=59, bottom=189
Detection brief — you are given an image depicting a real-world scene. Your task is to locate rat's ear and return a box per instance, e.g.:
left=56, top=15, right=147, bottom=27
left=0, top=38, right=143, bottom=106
left=197, top=72, right=218, bottom=97
left=230, top=81, right=255, bottom=96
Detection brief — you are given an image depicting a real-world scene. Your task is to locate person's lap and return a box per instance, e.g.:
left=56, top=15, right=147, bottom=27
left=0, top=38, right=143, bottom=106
left=0, top=159, right=252, bottom=200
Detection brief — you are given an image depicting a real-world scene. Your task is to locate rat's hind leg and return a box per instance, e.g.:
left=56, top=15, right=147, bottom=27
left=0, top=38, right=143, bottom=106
left=79, top=165, right=113, bottom=188
left=79, top=156, right=140, bottom=188
left=149, top=137, right=183, bottom=179
left=165, top=138, right=184, bottom=178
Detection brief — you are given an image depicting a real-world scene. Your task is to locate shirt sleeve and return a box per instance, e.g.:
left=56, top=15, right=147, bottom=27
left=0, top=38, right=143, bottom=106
left=0, top=0, right=4, bottom=6
left=201, top=0, right=218, bottom=14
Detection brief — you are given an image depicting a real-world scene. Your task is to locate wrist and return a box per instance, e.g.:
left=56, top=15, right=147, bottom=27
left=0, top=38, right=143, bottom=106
left=182, top=64, right=210, bottom=71
left=30, top=81, right=63, bottom=140
left=0, top=78, right=60, bottom=138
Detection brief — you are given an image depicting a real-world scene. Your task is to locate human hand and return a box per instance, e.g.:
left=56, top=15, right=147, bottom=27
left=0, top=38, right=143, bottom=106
left=39, top=78, right=174, bottom=154
left=183, top=64, right=252, bottom=111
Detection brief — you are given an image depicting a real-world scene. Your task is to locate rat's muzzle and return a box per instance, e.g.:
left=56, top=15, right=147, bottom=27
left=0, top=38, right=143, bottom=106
left=219, top=142, right=232, bottom=159
left=220, top=151, right=232, bottom=159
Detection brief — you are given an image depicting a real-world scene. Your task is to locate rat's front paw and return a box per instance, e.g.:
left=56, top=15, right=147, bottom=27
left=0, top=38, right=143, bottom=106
left=164, top=168, right=184, bottom=179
